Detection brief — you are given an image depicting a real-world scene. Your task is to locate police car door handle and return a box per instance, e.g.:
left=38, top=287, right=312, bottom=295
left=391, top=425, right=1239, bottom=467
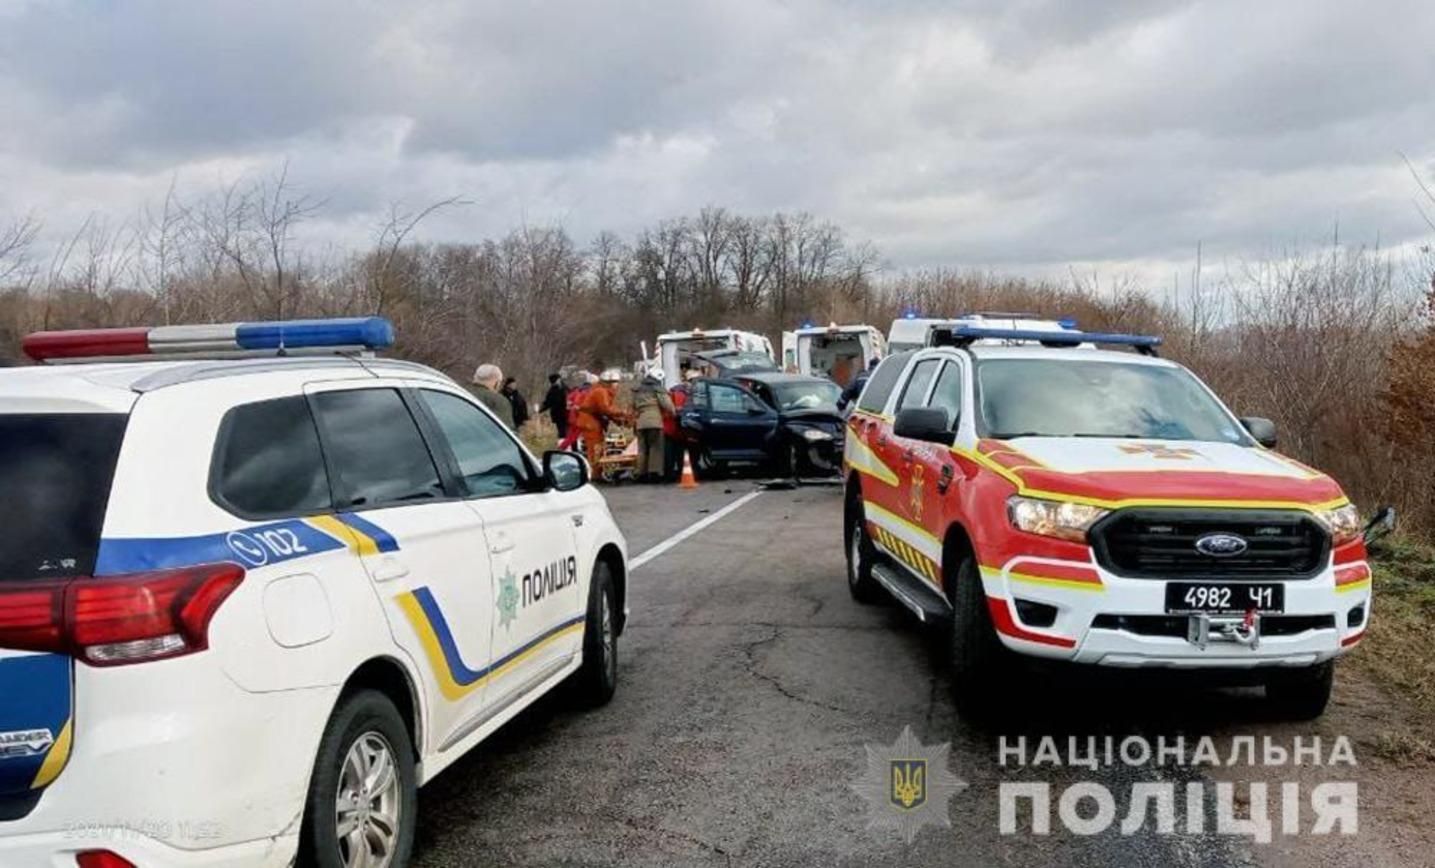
left=371, top=555, right=410, bottom=582
left=489, top=533, right=516, bottom=554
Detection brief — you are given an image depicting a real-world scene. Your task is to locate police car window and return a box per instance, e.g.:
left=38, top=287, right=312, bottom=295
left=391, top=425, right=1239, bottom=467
left=855, top=352, right=912, bottom=414
left=0, top=414, right=126, bottom=581
left=213, top=396, right=332, bottom=517
left=689, top=381, right=709, bottom=409
left=896, top=359, right=939, bottom=412
left=419, top=390, right=532, bottom=498
left=925, top=361, right=964, bottom=428
left=708, top=383, right=752, bottom=414
left=312, top=389, right=445, bottom=508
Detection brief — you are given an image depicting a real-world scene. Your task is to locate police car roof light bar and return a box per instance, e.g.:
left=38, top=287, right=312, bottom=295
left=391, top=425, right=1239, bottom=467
left=22, top=317, right=396, bottom=363
left=935, top=325, right=1162, bottom=356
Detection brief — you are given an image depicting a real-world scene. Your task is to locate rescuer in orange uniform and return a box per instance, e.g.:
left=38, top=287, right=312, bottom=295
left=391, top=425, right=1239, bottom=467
left=575, top=369, right=629, bottom=471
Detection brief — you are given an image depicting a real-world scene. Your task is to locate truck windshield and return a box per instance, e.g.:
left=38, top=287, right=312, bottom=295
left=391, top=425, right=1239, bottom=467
left=0, top=414, right=128, bottom=580
left=976, top=359, right=1247, bottom=444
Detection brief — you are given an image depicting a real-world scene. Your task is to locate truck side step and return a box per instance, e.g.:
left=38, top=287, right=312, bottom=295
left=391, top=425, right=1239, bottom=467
left=871, top=561, right=952, bottom=624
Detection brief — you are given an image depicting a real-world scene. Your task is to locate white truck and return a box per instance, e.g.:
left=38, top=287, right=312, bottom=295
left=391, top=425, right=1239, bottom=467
left=653, top=328, right=774, bottom=384
left=780, top=324, right=885, bottom=387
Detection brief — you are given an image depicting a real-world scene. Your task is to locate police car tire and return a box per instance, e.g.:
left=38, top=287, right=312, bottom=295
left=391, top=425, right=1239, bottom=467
left=1264, top=662, right=1334, bottom=721
left=573, top=562, right=619, bottom=708
left=299, top=689, right=417, bottom=868
left=844, top=497, right=882, bottom=604
left=948, top=556, right=1007, bottom=705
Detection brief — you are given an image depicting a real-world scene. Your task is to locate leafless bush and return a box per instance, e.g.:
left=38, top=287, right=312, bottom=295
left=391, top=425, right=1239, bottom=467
left=2, top=187, right=1430, bottom=536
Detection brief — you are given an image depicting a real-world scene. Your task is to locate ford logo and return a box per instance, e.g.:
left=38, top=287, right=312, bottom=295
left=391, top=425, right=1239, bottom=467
left=1194, top=532, right=1248, bottom=557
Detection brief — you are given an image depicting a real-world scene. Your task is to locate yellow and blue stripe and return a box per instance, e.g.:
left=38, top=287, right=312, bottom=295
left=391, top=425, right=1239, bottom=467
left=396, top=587, right=585, bottom=701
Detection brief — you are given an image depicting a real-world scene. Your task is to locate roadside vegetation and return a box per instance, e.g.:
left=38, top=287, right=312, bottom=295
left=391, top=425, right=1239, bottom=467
left=1364, top=537, right=1435, bottom=725
left=0, top=172, right=1432, bottom=544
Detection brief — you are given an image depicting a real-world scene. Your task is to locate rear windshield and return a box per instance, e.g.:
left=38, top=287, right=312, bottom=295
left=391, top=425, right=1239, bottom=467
left=0, top=414, right=128, bottom=580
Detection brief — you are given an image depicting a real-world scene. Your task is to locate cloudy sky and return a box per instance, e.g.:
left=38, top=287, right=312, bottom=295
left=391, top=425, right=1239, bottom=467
left=3, top=0, right=1434, bottom=284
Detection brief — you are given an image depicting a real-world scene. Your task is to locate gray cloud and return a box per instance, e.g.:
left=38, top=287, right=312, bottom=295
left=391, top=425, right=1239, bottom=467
left=2, top=0, right=1433, bottom=280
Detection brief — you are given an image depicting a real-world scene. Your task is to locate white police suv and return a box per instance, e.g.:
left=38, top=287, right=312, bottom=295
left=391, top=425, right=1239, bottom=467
left=0, top=318, right=628, bottom=868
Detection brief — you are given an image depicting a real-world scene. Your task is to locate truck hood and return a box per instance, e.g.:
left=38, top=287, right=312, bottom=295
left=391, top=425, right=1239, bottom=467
left=976, top=437, right=1347, bottom=509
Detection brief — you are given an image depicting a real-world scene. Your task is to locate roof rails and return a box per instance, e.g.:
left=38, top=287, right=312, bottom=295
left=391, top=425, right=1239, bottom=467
left=22, top=317, right=395, bottom=364
left=929, top=324, right=1162, bottom=356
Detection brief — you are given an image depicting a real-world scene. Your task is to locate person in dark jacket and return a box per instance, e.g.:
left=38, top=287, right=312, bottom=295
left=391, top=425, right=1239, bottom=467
left=540, top=373, right=568, bottom=439
left=838, top=357, right=881, bottom=412
left=502, top=377, right=530, bottom=429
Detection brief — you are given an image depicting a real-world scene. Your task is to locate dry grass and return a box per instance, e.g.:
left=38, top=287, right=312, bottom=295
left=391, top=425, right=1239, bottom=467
left=1355, top=536, right=1435, bottom=720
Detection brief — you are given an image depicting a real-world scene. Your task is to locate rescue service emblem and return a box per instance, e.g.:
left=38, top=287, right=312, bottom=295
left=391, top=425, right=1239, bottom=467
left=907, top=464, right=925, bottom=521
left=1118, top=443, right=1200, bottom=460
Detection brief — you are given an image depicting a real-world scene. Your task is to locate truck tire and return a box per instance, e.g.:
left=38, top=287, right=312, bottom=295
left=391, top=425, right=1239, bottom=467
left=1265, top=662, right=1334, bottom=720
left=571, top=561, right=619, bottom=708
left=299, top=689, right=417, bottom=868
left=948, top=555, right=1008, bottom=712
left=845, top=495, right=883, bottom=604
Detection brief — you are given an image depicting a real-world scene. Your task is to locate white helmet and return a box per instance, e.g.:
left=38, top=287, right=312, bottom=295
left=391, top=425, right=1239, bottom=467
left=600, top=368, right=622, bottom=383
left=649, top=368, right=666, bottom=383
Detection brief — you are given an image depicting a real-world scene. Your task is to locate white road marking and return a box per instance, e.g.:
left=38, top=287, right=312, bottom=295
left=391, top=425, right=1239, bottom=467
left=629, top=490, right=764, bottom=571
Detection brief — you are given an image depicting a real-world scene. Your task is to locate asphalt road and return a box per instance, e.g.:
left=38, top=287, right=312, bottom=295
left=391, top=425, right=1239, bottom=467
left=408, top=480, right=1310, bottom=867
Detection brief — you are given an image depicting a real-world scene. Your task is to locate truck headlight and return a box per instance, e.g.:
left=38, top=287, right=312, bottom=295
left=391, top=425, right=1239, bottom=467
left=1316, top=503, right=1361, bottom=545
left=799, top=427, right=833, bottom=442
left=1007, top=496, right=1110, bottom=543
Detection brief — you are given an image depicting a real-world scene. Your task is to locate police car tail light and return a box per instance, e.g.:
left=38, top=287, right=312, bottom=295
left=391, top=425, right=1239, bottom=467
left=0, top=580, right=67, bottom=653
left=0, top=564, right=244, bottom=665
left=68, top=564, right=246, bottom=665
left=76, top=851, right=138, bottom=868
left=21, top=316, right=395, bottom=363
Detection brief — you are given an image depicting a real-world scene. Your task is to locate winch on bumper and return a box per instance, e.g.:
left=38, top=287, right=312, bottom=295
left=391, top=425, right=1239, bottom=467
left=978, top=556, right=1371, bottom=668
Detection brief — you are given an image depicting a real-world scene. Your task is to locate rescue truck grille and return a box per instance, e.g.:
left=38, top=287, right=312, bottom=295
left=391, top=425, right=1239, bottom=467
left=1090, top=508, right=1329, bottom=579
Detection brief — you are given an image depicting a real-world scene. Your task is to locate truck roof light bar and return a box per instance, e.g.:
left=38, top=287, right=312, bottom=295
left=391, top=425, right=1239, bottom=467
left=931, top=325, right=1162, bottom=356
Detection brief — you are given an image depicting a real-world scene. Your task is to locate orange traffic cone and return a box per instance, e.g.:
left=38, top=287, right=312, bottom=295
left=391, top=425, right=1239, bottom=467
left=679, top=450, right=700, bottom=489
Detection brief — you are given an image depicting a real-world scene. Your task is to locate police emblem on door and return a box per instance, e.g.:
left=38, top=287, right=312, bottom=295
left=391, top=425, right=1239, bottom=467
left=890, top=759, right=926, bottom=810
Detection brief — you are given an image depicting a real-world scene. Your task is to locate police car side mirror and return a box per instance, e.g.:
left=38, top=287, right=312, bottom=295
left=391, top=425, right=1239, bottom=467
left=1239, top=416, right=1277, bottom=448
left=544, top=450, right=588, bottom=492
left=894, top=407, right=955, bottom=446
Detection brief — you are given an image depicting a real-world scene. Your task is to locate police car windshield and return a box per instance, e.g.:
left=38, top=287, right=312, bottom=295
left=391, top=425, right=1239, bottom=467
left=976, top=359, right=1247, bottom=444
left=0, top=414, right=128, bottom=580
left=772, top=380, right=841, bottom=411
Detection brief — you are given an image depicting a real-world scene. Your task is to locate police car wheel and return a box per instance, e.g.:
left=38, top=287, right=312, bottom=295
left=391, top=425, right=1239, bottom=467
left=948, top=555, right=1007, bottom=710
left=300, top=690, right=417, bottom=868
left=844, top=497, right=882, bottom=604
left=1264, top=662, right=1334, bottom=721
left=573, top=561, right=619, bottom=707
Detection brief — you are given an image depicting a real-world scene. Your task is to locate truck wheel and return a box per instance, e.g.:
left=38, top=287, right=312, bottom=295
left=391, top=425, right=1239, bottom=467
left=572, top=562, right=619, bottom=708
left=1264, top=662, right=1334, bottom=720
left=299, top=690, right=417, bottom=868
left=844, top=496, right=883, bottom=604
left=948, top=555, right=1008, bottom=712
